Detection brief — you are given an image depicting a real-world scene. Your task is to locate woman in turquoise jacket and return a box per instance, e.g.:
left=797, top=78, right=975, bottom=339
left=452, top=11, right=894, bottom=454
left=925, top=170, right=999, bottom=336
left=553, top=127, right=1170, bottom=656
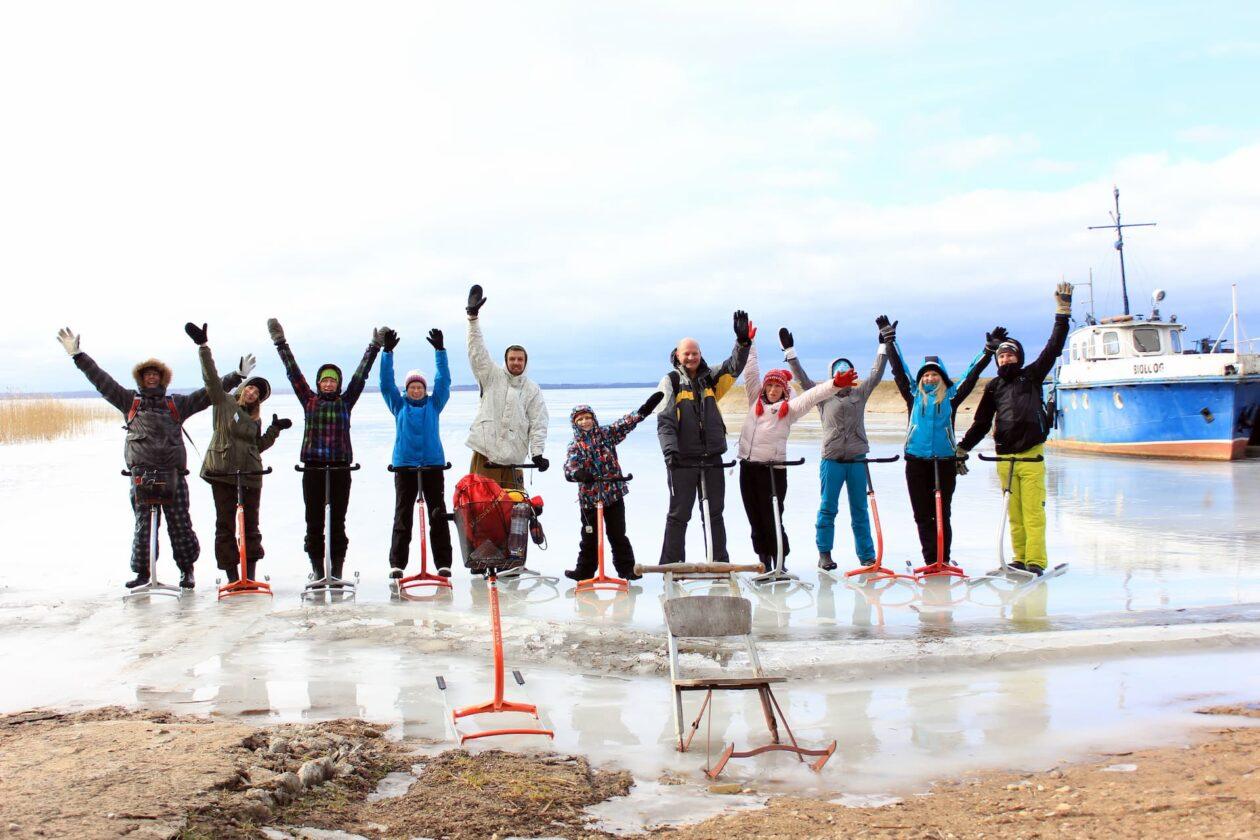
left=882, top=315, right=1000, bottom=567
left=380, top=328, right=453, bottom=577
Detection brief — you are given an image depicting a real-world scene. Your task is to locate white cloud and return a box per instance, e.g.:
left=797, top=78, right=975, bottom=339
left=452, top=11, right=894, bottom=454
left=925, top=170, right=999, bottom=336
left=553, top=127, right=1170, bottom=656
left=918, top=133, right=1041, bottom=171
left=1176, top=125, right=1237, bottom=144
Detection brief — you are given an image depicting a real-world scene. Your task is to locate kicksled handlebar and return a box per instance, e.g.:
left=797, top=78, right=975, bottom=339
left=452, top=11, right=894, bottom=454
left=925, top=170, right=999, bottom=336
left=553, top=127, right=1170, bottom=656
left=669, top=459, right=737, bottom=470
left=566, top=474, right=633, bottom=483
left=388, top=462, right=453, bottom=473
left=295, top=463, right=361, bottom=473
left=205, top=467, right=273, bottom=478
left=634, top=562, right=766, bottom=576
left=485, top=461, right=541, bottom=470
left=121, top=468, right=190, bottom=476
left=977, top=454, right=1045, bottom=463
left=831, top=455, right=901, bottom=464
left=742, top=458, right=806, bottom=468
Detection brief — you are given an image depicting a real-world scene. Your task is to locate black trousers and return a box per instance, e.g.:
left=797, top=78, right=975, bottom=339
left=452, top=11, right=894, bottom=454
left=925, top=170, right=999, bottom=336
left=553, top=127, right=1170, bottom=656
left=661, top=462, right=728, bottom=563
left=210, top=481, right=264, bottom=571
left=739, top=461, right=789, bottom=562
left=574, top=499, right=634, bottom=578
left=389, top=469, right=453, bottom=570
left=302, top=467, right=352, bottom=573
left=905, top=458, right=957, bottom=564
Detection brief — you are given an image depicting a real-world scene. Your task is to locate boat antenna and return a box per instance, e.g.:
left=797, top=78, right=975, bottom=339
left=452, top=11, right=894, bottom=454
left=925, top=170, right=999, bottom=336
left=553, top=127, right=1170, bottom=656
left=1076, top=268, right=1097, bottom=325
left=1088, top=186, right=1155, bottom=316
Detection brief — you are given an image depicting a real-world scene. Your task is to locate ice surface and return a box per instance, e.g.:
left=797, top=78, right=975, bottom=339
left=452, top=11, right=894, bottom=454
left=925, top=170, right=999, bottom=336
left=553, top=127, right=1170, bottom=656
left=2, top=388, right=1259, bottom=817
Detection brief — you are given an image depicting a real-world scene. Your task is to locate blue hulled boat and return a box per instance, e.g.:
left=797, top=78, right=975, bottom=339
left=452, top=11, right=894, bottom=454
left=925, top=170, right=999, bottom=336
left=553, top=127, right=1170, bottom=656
left=1047, top=190, right=1260, bottom=460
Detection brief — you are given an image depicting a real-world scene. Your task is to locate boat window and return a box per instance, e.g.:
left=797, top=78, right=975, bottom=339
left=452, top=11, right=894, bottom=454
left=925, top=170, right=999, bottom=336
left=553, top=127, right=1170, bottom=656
left=1171, top=331, right=1182, bottom=353
left=1133, top=327, right=1161, bottom=353
left=1102, top=331, right=1120, bottom=355
left=1071, top=343, right=1078, bottom=361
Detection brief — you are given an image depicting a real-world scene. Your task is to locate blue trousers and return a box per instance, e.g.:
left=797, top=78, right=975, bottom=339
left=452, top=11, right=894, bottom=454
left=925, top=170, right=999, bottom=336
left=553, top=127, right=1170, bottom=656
left=817, top=459, right=875, bottom=561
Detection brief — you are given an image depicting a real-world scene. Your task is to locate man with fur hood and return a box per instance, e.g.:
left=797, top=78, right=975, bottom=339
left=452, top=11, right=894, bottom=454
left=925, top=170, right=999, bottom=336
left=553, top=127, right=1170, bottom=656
left=56, top=326, right=246, bottom=589
left=778, top=326, right=888, bottom=571
left=655, top=311, right=753, bottom=564
left=267, top=317, right=386, bottom=581
left=958, top=283, right=1073, bottom=575
left=562, top=392, right=663, bottom=582
left=464, top=284, right=548, bottom=491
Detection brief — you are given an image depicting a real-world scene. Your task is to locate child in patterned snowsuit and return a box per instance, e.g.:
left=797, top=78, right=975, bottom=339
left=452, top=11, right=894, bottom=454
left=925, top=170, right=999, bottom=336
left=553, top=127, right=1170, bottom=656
left=562, top=392, right=663, bottom=581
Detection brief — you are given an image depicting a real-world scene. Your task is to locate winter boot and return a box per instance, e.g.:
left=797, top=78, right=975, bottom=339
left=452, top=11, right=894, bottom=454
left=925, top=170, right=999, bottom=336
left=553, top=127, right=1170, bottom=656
left=389, top=567, right=404, bottom=580
left=246, top=560, right=258, bottom=581
left=859, top=556, right=877, bottom=567
left=437, top=567, right=452, bottom=578
left=125, top=571, right=150, bottom=589
left=331, top=557, right=346, bottom=585
left=758, top=554, right=775, bottom=573
left=179, top=568, right=195, bottom=590
left=225, top=566, right=240, bottom=583
left=563, top=569, right=582, bottom=582
left=309, top=557, right=325, bottom=580
left=817, top=552, right=837, bottom=572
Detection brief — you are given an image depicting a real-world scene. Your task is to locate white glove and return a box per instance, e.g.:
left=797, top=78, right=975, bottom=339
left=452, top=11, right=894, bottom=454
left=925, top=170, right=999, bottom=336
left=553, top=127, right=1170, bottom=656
left=237, top=353, right=257, bottom=378
left=783, top=347, right=797, bottom=361
left=57, top=327, right=80, bottom=356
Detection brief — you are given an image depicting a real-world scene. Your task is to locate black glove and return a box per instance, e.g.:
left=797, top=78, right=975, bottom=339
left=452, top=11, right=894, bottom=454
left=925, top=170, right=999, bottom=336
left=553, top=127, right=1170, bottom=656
left=636, top=391, right=664, bottom=418
left=271, top=413, right=293, bottom=430
left=427, top=328, right=444, bottom=351
left=778, top=328, right=794, bottom=351
left=733, top=310, right=751, bottom=346
left=875, top=315, right=897, bottom=344
left=467, top=284, right=487, bottom=317
left=985, top=326, right=1009, bottom=353
left=380, top=328, right=401, bottom=352
left=955, top=446, right=970, bottom=476
left=532, top=454, right=549, bottom=472
left=184, top=322, right=208, bottom=346
left=572, top=468, right=595, bottom=483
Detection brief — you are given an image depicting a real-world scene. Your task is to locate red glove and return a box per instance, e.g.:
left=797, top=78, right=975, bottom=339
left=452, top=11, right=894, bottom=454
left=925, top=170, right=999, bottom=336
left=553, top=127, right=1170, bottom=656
left=832, top=368, right=858, bottom=388
left=748, top=321, right=757, bottom=341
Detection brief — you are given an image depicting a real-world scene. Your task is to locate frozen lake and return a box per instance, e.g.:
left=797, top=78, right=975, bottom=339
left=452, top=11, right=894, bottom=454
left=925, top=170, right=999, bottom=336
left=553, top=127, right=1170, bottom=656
left=2, top=387, right=1259, bottom=812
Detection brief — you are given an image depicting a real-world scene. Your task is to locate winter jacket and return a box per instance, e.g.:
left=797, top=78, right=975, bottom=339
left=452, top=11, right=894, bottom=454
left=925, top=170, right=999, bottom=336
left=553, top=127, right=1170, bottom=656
left=73, top=352, right=241, bottom=471
left=275, top=339, right=380, bottom=464
left=563, top=405, right=644, bottom=509
left=959, top=314, right=1069, bottom=454
left=198, top=345, right=283, bottom=489
left=655, top=340, right=750, bottom=461
left=736, top=343, right=840, bottom=463
left=464, top=318, right=548, bottom=465
left=888, top=342, right=992, bottom=459
left=785, top=345, right=888, bottom=462
left=380, top=348, right=451, bottom=468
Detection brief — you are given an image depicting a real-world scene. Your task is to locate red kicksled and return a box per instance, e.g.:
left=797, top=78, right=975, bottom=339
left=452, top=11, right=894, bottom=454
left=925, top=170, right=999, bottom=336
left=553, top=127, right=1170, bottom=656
left=566, top=473, right=633, bottom=594
left=205, top=468, right=274, bottom=599
left=911, top=456, right=967, bottom=581
left=388, top=463, right=453, bottom=601
left=437, top=472, right=553, bottom=745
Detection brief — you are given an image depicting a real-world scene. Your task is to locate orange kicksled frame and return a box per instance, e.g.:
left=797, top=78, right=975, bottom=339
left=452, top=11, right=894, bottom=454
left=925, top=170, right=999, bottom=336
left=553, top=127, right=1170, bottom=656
left=437, top=472, right=553, bottom=744
left=206, top=467, right=274, bottom=599
left=388, top=463, right=454, bottom=601
left=567, top=472, right=635, bottom=595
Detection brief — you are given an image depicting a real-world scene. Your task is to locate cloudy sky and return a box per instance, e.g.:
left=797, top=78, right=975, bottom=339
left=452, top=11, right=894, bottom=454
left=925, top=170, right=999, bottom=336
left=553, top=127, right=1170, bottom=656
left=4, top=1, right=1259, bottom=392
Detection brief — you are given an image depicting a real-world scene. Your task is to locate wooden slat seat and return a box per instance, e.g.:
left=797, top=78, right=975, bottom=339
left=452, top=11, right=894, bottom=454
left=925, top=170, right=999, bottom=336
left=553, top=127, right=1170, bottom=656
left=672, top=676, right=786, bottom=688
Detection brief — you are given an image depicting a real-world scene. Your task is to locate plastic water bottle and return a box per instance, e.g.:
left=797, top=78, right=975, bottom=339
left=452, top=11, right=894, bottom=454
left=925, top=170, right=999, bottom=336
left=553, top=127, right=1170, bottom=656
left=508, top=503, right=530, bottom=559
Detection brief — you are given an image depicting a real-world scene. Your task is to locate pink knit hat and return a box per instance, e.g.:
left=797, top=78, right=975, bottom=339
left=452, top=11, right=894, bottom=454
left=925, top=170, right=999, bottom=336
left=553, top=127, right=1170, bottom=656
left=756, top=368, right=793, bottom=418
left=404, top=370, right=428, bottom=389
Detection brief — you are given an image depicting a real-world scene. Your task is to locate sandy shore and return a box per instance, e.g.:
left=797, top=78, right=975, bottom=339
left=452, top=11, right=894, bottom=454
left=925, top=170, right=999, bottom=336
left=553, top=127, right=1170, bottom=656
left=1, top=702, right=1255, bottom=839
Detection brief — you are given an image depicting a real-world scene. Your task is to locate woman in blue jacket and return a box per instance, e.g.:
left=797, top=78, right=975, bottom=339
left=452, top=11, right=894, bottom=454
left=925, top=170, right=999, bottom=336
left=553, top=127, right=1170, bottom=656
left=882, top=315, right=1000, bottom=568
left=380, top=328, right=453, bottom=578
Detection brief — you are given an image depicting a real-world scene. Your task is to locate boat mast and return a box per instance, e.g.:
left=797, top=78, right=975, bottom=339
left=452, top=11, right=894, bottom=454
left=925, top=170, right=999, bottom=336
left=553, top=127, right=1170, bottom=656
left=1088, top=186, right=1155, bottom=316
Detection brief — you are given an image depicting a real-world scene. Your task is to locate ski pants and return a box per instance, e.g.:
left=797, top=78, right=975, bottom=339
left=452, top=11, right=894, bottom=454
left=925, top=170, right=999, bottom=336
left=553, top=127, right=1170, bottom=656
left=661, top=462, right=728, bottom=563
left=905, top=458, right=957, bottom=565
left=389, top=468, right=453, bottom=571
left=1000, top=444, right=1047, bottom=569
left=210, top=481, right=264, bottom=571
left=574, top=499, right=635, bottom=578
left=469, top=451, right=524, bottom=491
left=816, top=459, right=875, bottom=561
left=739, top=461, right=789, bottom=562
left=302, top=466, right=352, bottom=573
left=130, top=472, right=199, bottom=574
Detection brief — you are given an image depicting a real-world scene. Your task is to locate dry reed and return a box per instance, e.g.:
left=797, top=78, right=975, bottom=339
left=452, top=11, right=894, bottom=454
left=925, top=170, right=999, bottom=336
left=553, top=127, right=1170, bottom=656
left=0, top=398, right=117, bottom=445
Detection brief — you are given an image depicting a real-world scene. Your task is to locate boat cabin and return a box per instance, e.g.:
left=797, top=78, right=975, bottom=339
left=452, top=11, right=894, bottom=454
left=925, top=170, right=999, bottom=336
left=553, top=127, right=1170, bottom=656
left=1066, top=316, right=1186, bottom=364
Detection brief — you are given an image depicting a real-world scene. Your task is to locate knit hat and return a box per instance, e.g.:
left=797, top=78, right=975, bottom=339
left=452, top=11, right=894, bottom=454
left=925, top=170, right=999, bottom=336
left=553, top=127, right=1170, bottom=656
left=404, top=370, right=428, bottom=390
left=237, top=376, right=272, bottom=403
left=755, top=368, right=793, bottom=418
left=131, top=358, right=173, bottom=389
left=915, top=356, right=954, bottom=388
left=317, top=366, right=341, bottom=384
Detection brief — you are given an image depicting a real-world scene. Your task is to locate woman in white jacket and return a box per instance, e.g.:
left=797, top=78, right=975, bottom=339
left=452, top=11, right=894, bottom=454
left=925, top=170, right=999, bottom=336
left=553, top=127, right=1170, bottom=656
left=738, top=338, right=858, bottom=569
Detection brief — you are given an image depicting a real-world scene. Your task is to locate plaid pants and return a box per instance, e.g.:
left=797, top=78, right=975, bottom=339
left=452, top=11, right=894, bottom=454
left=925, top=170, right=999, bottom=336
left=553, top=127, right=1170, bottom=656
left=130, top=472, right=199, bottom=573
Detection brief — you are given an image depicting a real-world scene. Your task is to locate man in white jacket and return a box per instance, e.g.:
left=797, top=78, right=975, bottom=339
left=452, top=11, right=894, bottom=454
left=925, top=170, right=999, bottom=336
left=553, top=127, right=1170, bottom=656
left=464, top=285, right=549, bottom=490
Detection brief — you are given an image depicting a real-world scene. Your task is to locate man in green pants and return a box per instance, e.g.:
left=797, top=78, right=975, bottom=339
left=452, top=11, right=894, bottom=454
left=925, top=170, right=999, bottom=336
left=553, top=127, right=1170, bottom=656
left=957, top=282, right=1073, bottom=575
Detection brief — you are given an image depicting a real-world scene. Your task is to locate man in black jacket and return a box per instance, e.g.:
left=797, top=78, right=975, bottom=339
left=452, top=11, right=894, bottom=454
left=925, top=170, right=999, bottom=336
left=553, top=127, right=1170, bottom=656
left=57, top=326, right=245, bottom=589
left=957, top=283, right=1073, bottom=574
left=655, top=311, right=752, bottom=563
